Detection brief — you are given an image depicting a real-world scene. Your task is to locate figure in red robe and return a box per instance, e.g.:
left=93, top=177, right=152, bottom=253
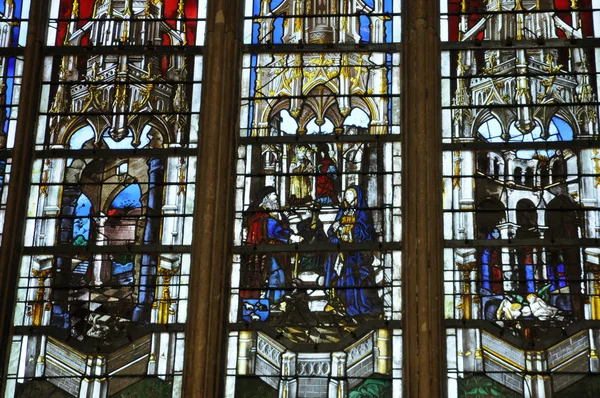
left=241, top=186, right=303, bottom=305
left=315, top=146, right=339, bottom=205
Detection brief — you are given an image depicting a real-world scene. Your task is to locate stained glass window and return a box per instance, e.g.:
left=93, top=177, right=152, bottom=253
left=0, top=0, right=30, bottom=243
left=4, top=1, right=206, bottom=396
left=442, top=0, right=600, bottom=395
left=225, top=1, right=402, bottom=397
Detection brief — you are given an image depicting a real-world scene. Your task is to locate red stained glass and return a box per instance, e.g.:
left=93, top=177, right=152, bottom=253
left=445, top=0, right=595, bottom=42
left=53, top=0, right=200, bottom=46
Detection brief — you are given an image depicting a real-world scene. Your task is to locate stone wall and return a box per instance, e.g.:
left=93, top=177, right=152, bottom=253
left=46, top=337, right=86, bottom=396
left=548, top=331, right=588, bottom=368
left=483, top=356, right=524, bottom=394
left=482, top=331, right=525, bottom=368
left=549, top=331, right=590, bottom=392
left=297, top=353, right=331, bottom=398
left=46, top=356, right=82, bottom=396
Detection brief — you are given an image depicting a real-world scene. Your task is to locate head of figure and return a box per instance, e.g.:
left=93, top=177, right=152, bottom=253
left=526, top=294, right=537, bottom=303
left=318, top=144, right=330, bottom=159
left=296, top=145, right=307, bottom=159
left=147, top=130, right=164, bottom=148
left=256, top=186, right=279, bottom=211
left=265, top=192, right=279, bottom=210
left=344, top=188, right=357, bottom=207
left=511, top=303, right=522, bottom=311
left=491, top=228, right=500, bottom=239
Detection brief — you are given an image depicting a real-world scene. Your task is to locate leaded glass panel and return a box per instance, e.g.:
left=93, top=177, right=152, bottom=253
left=48, top=0, right=206, bottom=46
left=243, top=0, right=400, bottom=45
left=0, top=0, right=30, bottom=47
left=5, top=1, right=205, bottom=396
left=226, top=1, right=402, bottom=397
left=442, top=1, right=600, bottom=396
left=0, top=0, right=28, bottom=241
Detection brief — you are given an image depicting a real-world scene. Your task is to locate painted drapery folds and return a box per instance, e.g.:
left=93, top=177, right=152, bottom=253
left=4, top=1, right=206, bottom=397
left=441, top=0, right=600, bottom=396
left=226, top=1, right=402, bottom=397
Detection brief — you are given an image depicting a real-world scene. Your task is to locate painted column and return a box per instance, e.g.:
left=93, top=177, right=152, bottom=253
left=329, top=352, right=347, bottom=397
left=52, top=185, right=81, bottom=328
left=133, top=157, right=165, bottom=322
left=279, top=351, right=297, bottom=398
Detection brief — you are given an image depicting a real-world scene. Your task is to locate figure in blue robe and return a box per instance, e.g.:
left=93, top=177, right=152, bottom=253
left=243, top=186, right=303, bottom=305
left=324, top=185, right=382, bottom=317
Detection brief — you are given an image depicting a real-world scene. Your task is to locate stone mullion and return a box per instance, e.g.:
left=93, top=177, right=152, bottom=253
left=402, top=0, right=445, bottom=396
left=0, top=1, right=50, bottom=386
left=182, top=0, right=242, bottom=396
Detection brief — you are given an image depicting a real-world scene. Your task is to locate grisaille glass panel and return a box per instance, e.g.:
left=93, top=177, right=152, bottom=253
left=5, top=1, right=206, bottom=397
left=239, top=52, right=401, bottom=137
left=243, top=0, right=401, bottom=45
left=227, top=1, right=402, bottom=397
left=442, top=0, right=600, bottom=396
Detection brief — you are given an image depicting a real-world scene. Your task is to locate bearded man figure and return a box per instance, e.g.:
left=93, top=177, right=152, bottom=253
left=241, top=186, right=304, bottom=309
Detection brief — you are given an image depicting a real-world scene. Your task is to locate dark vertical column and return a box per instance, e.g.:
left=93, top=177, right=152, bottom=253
left=0, top=1, right=49, bottom=385
left=402, top=0, right=445, bottom=396
left=182, top=0, right=242, bottom=396
left=133, top=156, right=165, bottom=322
left=51, top=185, right=81, bottom=328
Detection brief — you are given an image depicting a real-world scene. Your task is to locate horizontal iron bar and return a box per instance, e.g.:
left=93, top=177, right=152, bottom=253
left=444, top=238, right=599, bottom=247
left=442, top=8, right=600, bottom=16
left=442, top=141, right=600, bottom=151
left=38, top=110, right=202, bottom=116
left=0, top=48, right=25, bottom=56
left=242, top=12, right=401, bottom=20
left=443, top=101, right=600, bottom=110
left=238, top=134, right=400, bottom=144
left=41, top=79, right=203, bottom=85
left=243, top=43, right=401, bottom=54
left=13, top=323, right=186, bottom=335
left=232, top=242, right=401, bottom=253
left=442, top=71, right=600, bottom=79
left=22, top=245, right=192, bottom=255
left=442, top=38, right=600, bottom=51
left=34, top=148, right=198, bottom=158
left=445, top=319, right=600, bottom=349
left=227, top=319, right=402, bottom=352
left=43, top=45, right=205, bottom=56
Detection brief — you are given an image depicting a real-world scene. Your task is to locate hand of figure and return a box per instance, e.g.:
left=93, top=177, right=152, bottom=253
left=289, top=234, right=304, bottom=243
left=331, top=221, right=341, bottom=231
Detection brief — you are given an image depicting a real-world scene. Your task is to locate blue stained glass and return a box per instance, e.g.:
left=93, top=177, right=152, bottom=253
left=110, top=184, right=142, bottom=210
left=271, top=0, right=285, bottom=10
left=383, top=0, right=392, bottom=12
left=73, top=193, right=92, bottom=243
left=359, top=14, right=371, bottom=42
left=273, top=16, right=284, bottom=44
